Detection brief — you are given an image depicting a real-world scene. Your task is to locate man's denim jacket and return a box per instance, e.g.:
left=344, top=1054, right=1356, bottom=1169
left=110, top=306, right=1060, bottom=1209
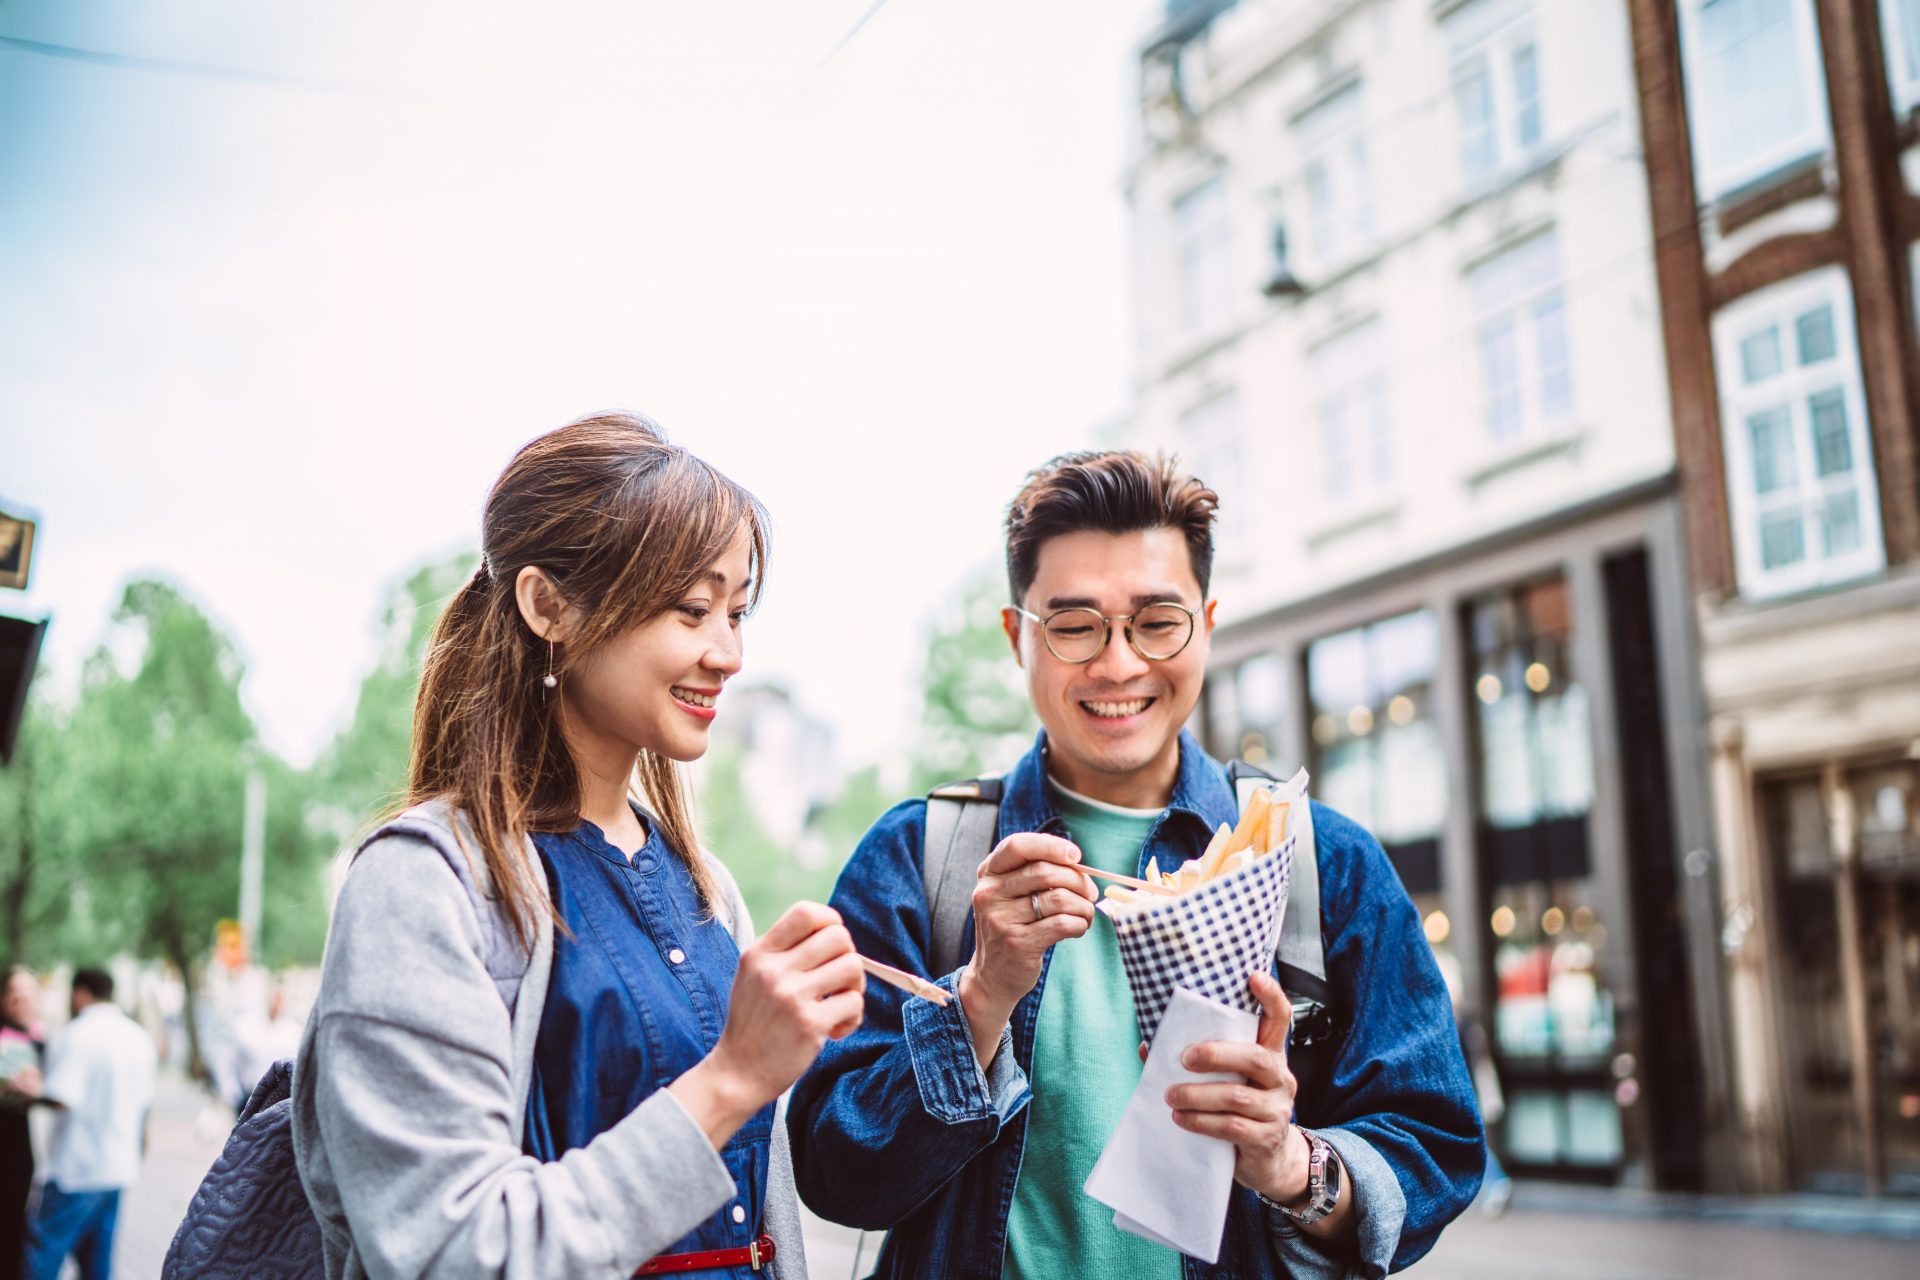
left=788, top=731, right=1484, bottom=1279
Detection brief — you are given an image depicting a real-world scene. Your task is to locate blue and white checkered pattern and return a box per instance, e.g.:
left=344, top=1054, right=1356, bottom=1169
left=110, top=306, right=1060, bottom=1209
left=1107, top=839, right=1294, bottom=1045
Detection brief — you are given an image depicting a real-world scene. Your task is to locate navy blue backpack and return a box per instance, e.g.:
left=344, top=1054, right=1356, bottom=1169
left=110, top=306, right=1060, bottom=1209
left=161, top=1059, right=321, bottom=1279
left=164, top=806, right=529, bottom=1279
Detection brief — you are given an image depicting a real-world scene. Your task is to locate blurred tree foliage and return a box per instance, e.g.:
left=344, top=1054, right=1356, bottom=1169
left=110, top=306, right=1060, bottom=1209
left=0, top=553, right=1039, bottom=1050
left=0, top=686, right=85, bottom=972
left=0, top=559, right=469, bottom=1076
left=696, top=746, right=833, bottom=933
left=310, top=553, right=476, bottom=839
left=52, top=580, right=276, bottom=1074
left=909, top=567, right=1036, bottom=794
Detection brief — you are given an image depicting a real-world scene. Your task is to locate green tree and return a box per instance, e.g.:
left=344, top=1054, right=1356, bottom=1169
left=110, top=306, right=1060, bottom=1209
left=808, top=764, right=894, bottom=877
left=0, top=686, right=89, bottom=970
left=58, top=579, right=262, bottom=1075
left=697, top=745, right=842, bottom=932
left=909, top=567, right=1036, bottom=793
left=309, top=553, right=476, bottom=840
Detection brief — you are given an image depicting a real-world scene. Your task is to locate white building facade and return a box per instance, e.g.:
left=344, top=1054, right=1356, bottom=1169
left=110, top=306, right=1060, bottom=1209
left=1123, top=0, right=1726, bottom=1191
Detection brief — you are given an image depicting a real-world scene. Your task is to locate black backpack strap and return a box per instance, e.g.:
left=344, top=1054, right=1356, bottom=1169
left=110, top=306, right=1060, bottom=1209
left=923, top=777, right=1004, bottom=979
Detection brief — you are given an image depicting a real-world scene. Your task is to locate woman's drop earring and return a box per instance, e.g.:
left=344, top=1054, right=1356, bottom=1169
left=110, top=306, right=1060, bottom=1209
left=543, top=639, right=558, bottom=692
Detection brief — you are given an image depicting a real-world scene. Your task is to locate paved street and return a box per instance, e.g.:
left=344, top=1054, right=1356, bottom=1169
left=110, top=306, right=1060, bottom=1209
left=111, top=1071, right=1919, bottom=1279
left=798, top=1200, right=1919, bottom=1280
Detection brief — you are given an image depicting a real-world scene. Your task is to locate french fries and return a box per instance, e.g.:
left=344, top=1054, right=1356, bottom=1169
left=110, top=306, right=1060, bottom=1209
left=1099, top=784, right=1292, bottom=911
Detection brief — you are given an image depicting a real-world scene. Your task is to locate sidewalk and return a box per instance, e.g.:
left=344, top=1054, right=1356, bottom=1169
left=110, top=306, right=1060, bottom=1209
left=796, top=1185, right=1920, bottom=1280
left=115, top=1067, right=231, bottom=1278
left=116, top=1072, right=1920, bottom=1280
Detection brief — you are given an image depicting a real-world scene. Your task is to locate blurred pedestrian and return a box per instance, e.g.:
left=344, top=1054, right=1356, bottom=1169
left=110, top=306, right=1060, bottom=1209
left=0, top=969, right=46, bottom=1280
left=292, top=412, right=859, bottom=1278
left=225, top=983, right=302, bottom=1113
left=16, top=967, right=158, bottom=1280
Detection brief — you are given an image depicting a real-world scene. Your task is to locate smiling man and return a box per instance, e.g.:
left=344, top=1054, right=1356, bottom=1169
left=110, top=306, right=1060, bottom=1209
left=789, top=451, right=1482, bottom=1279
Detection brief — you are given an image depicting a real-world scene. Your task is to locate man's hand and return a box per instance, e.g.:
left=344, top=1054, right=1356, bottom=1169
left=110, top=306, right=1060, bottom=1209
left=956, top=832, right=1095, bottom=1069
left=1164, top=972, right=1311, bottom=1204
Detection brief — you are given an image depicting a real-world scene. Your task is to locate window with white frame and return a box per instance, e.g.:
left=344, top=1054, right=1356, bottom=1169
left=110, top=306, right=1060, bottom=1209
left=1182, top=391, right=1248, bottom=550
left=1444, top=0, right=1546, bottom=190
left=1716, top=269, right=1885, bottom=598
left=1882, top=0, right=1920, bottom=115
left=1469, top=232, right=1573, bottom=447
left=1173, top=176, right=1237, bottom=340
left=1678, top=0, right=1830, bottom=200
left=1295, top=84, right=1375, bottom=272
left=1310, top=320, right=1394, bottom=504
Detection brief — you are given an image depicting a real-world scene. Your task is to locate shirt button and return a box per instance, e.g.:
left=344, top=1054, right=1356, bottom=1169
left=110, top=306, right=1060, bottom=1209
left=731, top=1205, right=746, bottom=1224
left=668, top=948, right=686, bottom=965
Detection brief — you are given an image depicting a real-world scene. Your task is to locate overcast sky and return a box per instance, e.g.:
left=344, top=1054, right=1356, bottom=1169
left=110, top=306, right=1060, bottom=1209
left=1, top=0, right=1152, bottom=773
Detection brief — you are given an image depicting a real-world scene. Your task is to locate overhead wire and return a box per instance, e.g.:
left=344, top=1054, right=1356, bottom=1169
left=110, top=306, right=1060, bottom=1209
left=0, top=33, right=386, bottom=95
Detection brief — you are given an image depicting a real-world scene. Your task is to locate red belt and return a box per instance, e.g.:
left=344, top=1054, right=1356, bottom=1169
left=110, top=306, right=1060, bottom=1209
left=635, top=1234, right=776, bottom=1274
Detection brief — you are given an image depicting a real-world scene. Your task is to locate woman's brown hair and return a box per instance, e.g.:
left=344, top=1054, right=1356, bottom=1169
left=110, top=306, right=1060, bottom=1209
left=408, top=411, right=768, bottom=946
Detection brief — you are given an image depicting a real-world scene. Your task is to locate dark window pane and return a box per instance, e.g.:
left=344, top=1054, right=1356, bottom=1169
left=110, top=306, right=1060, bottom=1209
left=1809, top=389, right=1852, bottom=477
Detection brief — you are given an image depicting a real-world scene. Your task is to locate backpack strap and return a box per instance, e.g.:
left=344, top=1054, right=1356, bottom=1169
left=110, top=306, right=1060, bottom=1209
left=923, top=776, right=1004, bottom=979
left=354, top=803, right=538, bottom=1014
left=1226, top=761, right=1334, bottom=1045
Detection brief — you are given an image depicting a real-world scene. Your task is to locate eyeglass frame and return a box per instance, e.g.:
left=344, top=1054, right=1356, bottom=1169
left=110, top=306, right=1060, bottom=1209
left=1007, top=601, right=1204, bottom=664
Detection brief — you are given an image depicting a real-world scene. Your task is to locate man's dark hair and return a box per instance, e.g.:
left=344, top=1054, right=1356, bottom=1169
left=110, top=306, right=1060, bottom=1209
left=1004, top=450, right=1219, bottom=605
left=72, top=968, right=113, bottom=1002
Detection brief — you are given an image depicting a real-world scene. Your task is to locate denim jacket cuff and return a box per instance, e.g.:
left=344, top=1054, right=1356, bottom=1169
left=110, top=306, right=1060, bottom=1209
left=900, top=968, right=1031, bottom=1128
left=1261, top=1128, right=1404, bottom=1280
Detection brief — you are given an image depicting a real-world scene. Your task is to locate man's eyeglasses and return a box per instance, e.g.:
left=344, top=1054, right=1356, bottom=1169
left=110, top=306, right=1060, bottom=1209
left=1009, top=602, right=1201, bottom=664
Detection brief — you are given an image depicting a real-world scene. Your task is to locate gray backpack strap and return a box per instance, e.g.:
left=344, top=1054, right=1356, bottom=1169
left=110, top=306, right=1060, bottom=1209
left=1227, top=763, right=1334, bottom=1044
left=922, top=777, right=1004, bottom=979
left=356, top=804, right=536, bottom=1013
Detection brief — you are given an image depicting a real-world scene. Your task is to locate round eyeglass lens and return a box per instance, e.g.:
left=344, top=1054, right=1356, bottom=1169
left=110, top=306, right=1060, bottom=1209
left=1042, top=609, right=1108, bottom=662
left=1130, top=603, right=1194, bottom=659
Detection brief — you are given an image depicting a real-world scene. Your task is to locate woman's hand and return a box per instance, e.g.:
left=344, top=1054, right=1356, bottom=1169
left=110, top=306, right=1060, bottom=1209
left=670, top=902, right=866, bottom=1150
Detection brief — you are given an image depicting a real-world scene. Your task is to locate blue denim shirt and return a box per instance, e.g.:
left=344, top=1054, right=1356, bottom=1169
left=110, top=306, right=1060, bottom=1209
left=524, top=820, right=772, bottom=1278
left=788, top=731, right=1483, bottom=1279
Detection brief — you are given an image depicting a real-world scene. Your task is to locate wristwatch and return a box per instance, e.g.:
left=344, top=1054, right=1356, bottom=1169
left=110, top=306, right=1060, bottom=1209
left=1258, top=1129, right=1342, bottom=1226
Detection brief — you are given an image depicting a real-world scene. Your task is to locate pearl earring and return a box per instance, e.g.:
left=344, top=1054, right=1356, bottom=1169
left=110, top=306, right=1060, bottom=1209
left=543, top=639, right=558, bottom=690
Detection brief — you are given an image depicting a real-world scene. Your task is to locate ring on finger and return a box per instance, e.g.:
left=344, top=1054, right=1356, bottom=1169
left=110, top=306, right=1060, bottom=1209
left=1030, top=891, right=1047, bottom=922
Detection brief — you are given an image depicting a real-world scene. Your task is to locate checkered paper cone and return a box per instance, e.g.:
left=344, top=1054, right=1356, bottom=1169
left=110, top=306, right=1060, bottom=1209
left=1106, top=838, right=1294, bottom=1046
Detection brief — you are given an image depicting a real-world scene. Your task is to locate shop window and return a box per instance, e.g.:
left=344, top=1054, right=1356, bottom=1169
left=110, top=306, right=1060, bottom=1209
left=1307, top=610, right=1445, bottom=892
left=1766, top=766, right=1920, bottom=1194
left=1206, top=651, right=1289, bottom=768
left=1471, top=577, right=1592, bottom=833
left=1677, top=0, right=1830, bottom=200
left=1470, top=576, right=1619, bottom=1173
left=1715, top=269, right=1885, bottom=600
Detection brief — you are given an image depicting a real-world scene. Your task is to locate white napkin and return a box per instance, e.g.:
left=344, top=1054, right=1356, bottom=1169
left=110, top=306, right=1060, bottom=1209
left=1083, top=986, right=1259, bottom=1263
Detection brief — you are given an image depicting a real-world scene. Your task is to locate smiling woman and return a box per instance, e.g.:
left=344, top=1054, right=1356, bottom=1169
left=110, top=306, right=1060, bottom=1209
left=288, top=411, right=864, bottom=1279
